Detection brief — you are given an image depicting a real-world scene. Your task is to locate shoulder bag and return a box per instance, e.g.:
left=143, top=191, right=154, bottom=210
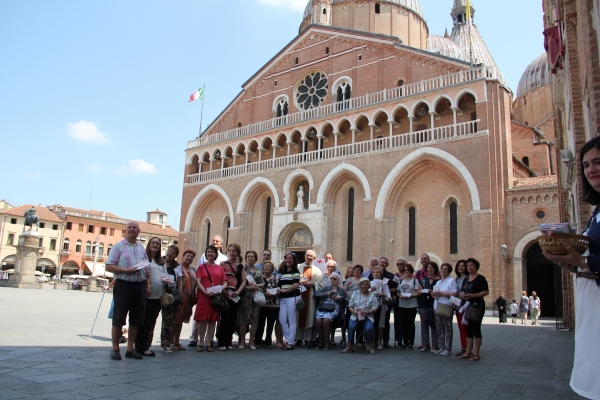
left=434, top=278, right=453, bottom=319
left=317, top=290, right=336, bottom=312
left=159, top=285, right=174, bottom=309
left=253, top=290, right=266, bottom=306
left=203, top=264, right=229, bottom=313
left=465, top=303, right=482, bottom=321
left=295, top=291, right=305, bottom=311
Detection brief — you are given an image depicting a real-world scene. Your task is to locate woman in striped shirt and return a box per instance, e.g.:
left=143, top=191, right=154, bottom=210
left=277, top=252, right=300, bottom=350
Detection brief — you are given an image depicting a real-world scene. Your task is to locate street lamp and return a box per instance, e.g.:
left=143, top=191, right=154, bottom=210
left=500, top=244, right=511, bottom=263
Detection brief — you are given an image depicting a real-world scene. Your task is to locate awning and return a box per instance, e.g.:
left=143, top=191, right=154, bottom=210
left=37, top=258, right=56, bottom=268
left=83, top=261, right=113, bottom=278
left=2, top=255, right=16, bottom=266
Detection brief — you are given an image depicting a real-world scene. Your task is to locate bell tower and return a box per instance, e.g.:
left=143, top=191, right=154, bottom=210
left=312, top=0, right=332, bottom=26
left=450, top=0, right=475, bottom=26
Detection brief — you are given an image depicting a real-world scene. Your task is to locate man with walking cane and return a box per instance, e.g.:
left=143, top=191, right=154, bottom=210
left=105, top=221, right=150, bottom=360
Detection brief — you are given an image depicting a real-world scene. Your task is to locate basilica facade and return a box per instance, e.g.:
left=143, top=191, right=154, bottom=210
left=179, top=0, right=558, bottom=307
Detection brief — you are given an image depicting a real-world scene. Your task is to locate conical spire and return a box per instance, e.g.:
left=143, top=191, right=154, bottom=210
left=448, top=0, right=497, bottom=68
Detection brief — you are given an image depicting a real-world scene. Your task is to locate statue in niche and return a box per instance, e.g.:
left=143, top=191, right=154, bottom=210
left=296, top=185, right=304, bottom=209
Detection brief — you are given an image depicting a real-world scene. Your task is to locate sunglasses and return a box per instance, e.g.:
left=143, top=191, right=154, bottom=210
left=402, top=269, right=410, bottom=272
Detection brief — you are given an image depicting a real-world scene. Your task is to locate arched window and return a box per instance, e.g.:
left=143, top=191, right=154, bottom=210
left=107, top=244, right=113, bottom=256
left=62, top=238, right=70, bottom=251
left=347, top=188, right=355, bottom=261
left=323, top=8, right=327, bottom=15
left=85, top=241, right=92, bottom=255
left=75, top=240, right=82, bottom=253
left=205, top=220, right=211, bottom=249
left=522, top=156, right=530, bottom=166
left=450, top=202, right=458, bottom=254
left=397, top=79, right=405, bottom=87
left=457, top=14, right=463, bottom=24
left=274, top=96, right=289, bottom=126
left=98, top=242, right=104, bottom=257
left=408, top=207, right=416, bottom=256
left=375, top=3, right=381, bottom=14
left=264, top=197, right=271, bottom=250
left=335, top=81, right=351, bottom=111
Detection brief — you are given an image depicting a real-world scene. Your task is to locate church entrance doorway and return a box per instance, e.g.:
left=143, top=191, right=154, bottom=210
left=525, top=242, right=556, bottom=318
left=281, top=225, right=313, bottom=266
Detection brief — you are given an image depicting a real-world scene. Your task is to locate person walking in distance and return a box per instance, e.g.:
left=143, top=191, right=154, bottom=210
left=495, top=293, right=507, bottom=323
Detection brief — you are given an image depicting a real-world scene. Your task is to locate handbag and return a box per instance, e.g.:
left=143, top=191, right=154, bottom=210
left=166, top=284, right=183, bottom=308
left=435, top=303, right=453, bottom=319
left=295, top=292, right=305, bottom=311
left=203, top=264, right=229, bottom=313
left=317, top=299, right=336, bottom=312
left=465, top=304, right=482, bottom=322
left=159, top=285, right=174, bottom=309
left=253, top=290, right=266, bottom=306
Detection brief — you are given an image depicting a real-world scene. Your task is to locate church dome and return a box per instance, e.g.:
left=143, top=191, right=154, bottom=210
left=303, top=0, right=425, bottom=21
left=428, top=34, right=468, bottom=61
left=516, top=53, right=550, bottom=98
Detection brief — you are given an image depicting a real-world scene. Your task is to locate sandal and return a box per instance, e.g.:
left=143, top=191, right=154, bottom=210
left=455, top=349, right=466, bottom=357
left=218, top=347, right=227, bottom=351
left=227, top=346, right=235, bottom=351
left=368, top=347, right=376, bottom=354
left=170, top=344, right=179, bottom=351
left=469, top=354, right=480, bottom=361
left=196, top=345, right=204, bottom=352
left=176, top=343, right=186, bottom=351
left=341, top=346, right=354, bottom=353
left=207, top=346, right=214, bottom=352
left=459, top=352, right=473, bottom=359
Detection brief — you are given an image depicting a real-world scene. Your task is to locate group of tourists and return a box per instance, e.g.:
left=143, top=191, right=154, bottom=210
left=495, top=291, right=541, bottom=325
left=105, top=224, right=490, bottom=361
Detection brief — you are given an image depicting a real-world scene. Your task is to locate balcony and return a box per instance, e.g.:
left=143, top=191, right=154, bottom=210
left=61, top=249, right=71, bottom=256
left=187, top=119, right=482, bottom=185
left=187, top=66, right=503, bottom=149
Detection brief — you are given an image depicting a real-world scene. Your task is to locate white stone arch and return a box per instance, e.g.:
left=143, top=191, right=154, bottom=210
left=186, top=151, right=201, bottom=164
left=371, top=108, right=391, bottom=124
left=410, top=99, right=433, bottom=117
left=512, top=230, right=541, bottom=299
left=353, top=113, right=372, bottom=128
left=391, top=103, right=411, bottom=117
left=282, top=169, right=315, bottom=209
left=184, top=184, right=235, bottom=231
left=425, top=252, right=443, bottom=267
left=237, top=177, right=281, bottom=213
left=303, top=125, right=319, bottom=141
left=272, top=94, right=290, bottom=112
left=336, top=117, right=354, bottom=131
left=441, top=195, right=461, bottom=208
left=375, top=147, right=481, bottom=219
left=259, top=135, right=275, bottom=149
left=331, top=75, right=353, bottom=98
left=454, top=88, right=480, bottom=104
left=317, top=120, right=336, bottom=132
left=317, top=163, right=372, bottom=205
left=433, top=94, right=455, bottom=109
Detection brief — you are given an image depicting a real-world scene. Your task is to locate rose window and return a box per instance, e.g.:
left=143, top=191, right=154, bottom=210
left=296, top=71, right=328, bottom=110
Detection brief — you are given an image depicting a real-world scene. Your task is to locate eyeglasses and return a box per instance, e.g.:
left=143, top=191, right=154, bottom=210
left=330, top=278, right=338, bottom=281
left=396, top=263, right=405, bottom=266
left=402, top=269, right=410, bottom=272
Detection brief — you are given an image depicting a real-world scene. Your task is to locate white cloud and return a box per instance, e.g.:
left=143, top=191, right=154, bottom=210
left=88, top=164, right=102, bottom=172
left=256, top=0, right=306, bottom=11
left=67, top=120, right=110, bottom=143
left=22, top=171, right=41, bottom=178
left=121, top=158, right=157, bottom=174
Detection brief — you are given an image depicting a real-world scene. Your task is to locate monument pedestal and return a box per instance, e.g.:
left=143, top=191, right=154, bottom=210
left=87, top=276, right=98, bottom=292
left=0, top=231, right=42, bottom=289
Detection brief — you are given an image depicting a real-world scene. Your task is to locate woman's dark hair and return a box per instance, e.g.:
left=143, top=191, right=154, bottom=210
left=466, top=257, right=480, bottom=271
left=182, top=249, right=196, bottom=260
left=354, top=264, right=364, bottom=273
left=581, top=136, right=600, bottom=205
left=455, top=259, right=467, bottom=277
left=227, top=243, right=242, bottom=257
left=145, top=237, right=164, bottom=265
left=427, top=261, right=439, bottom=275
left=283, top=252, right=299, bottom=273
left=167, top=244, right=180, bottom=257
left=441, top=262, right=453, bottom=274
left=204, top=245, right=218, bottom=259
left=404, top=263, right=414, bottom=274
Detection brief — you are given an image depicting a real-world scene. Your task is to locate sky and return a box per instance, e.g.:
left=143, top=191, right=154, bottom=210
left=0, top=0, right=545, bottom=229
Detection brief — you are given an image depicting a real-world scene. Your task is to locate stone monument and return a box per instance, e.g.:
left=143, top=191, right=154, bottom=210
left=0, top=231, right=42, bottom=289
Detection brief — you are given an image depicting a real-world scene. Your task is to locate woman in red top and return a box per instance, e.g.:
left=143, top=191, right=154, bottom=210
left=194, top=245, right=227, bottom=352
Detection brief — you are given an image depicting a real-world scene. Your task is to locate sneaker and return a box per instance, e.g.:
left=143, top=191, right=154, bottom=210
left=188, top=341, right=197, bottom=347
left=433, top=348, right=444, bottom=354
left=377, top=344, right=383, bottom=350
left=125, top=350, right=143, bottom=360
left=439, top=350, right=450, bottom=356
left=162, top=346, right=172, bottom=354
left=110, top=350, right=121, bottom=360
left=419, top=346, right=430, bottom=352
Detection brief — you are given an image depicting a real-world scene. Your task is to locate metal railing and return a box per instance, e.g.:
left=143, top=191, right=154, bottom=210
left=187, top=66, right=503, bottom=149
left=187, top=119, right=480, bottom=184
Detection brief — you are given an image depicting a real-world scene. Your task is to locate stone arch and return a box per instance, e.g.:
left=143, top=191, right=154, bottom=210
left=353, top=113, right=372, bottom=128
left=391, top=103, right=411, bottom=118
left=336, top=118, right=353, bottom=132
left=375, top=147, right=481, bottom=219
left=441, top=195, right=461, bottom=208
left=283, top=169, right=314, bottom=210
left=237, top=177, right=280, bottom=213
left=317, top=163, right=372, bottom=205
left=454, top=88, right=479, bottom=104
left=410, top=100, right=432, bottom=117
left=186, top=151, right=201, bottom=164
left=512, top=230, right=542, bottom=298
left=276, top=222, right=315, bottom=251
left=331, top=76, right=353, bottom=96
left=433, top=94, right=455, bottom=109
left=184, top=184, right=235, bottom=231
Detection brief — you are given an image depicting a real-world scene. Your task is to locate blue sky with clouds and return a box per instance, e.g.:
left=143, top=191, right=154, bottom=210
left=0, top=0, right=544, bottom=229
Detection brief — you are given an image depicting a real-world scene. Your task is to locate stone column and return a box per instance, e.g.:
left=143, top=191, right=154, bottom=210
left=0, top=231, right=42, bottom=289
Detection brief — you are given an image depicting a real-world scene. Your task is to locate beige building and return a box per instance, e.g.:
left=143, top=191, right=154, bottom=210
left=0, top=205, right=65, bottom=274
left=180, top=0, right=559, bottom=309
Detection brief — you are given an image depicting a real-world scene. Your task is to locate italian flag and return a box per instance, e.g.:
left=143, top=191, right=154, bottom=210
left=189, top=87, right=204, bottom=102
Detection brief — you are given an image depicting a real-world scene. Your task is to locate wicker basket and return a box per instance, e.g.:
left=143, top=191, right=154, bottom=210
left=537, top=234, right=591, bottom=255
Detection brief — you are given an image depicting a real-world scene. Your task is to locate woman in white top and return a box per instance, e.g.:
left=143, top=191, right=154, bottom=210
left=432, top=263, right=458, bottom=356
left=396, top=264, right=421, bottom=349
left=342, top=278, right=379, bottom=354
left=528, top=291, right=541, bottom=325
left=135, top=237, right=167, bottom=357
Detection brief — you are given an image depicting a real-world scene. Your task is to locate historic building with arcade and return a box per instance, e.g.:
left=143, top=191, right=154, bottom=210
left=180, top=0, right=559, bottom=308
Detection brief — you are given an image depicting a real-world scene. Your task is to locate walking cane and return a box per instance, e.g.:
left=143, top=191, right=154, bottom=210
left=89, top=290, right=106, bottom=337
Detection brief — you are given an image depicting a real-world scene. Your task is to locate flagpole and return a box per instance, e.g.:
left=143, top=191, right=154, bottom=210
left=198, top=84, right=205, bottom=138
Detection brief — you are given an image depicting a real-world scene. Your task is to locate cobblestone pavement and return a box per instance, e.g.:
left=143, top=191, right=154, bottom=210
left=0, top=286, right=581, bottom=399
